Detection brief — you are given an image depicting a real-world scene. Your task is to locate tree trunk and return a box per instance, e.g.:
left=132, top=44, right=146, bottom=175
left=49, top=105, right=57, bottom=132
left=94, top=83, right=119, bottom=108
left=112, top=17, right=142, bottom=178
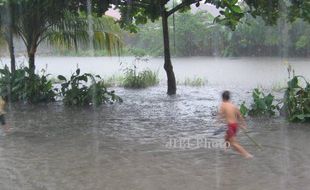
left=28, top=52, right=35, bottom=74
left=74, top=37, right=78, bottom=53
left=27, top=42, right=38, bottom=74
left=7, top=30, right=16, bottom=73
left=161, top=9, right=176, bottom=95
left=5, top=3, right=16, bottom=73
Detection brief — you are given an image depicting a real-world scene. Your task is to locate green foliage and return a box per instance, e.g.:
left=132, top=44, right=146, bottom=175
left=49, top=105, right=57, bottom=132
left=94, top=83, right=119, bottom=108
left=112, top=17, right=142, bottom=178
left=240, top=102, right=249, bottom=117
left=244, top=0, right=280, bottom=25
left=0, top=66, right=55, bottom=103
left=48, top=13, right=123, bottom=55
left=122, top=67, right=159, bottom=89
left=58, top=69, right=122, bottom=106
left=127, top=11, right=310, bottom=57
left=214, top=0, right=245, bottom=30
left=120, top=57, right=159, bottom=89
left=284, top=76, right=310, bottom=122
left=240, top=88, right=278, bottom=117
left=116, top=0, right=244, bottom=32
left=127, top=11, right=218, bottom=57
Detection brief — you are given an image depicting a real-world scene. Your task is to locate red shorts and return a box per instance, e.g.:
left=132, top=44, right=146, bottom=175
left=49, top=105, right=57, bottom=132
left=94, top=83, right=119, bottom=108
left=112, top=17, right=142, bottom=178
left=226, top=123, right=238, bottom=140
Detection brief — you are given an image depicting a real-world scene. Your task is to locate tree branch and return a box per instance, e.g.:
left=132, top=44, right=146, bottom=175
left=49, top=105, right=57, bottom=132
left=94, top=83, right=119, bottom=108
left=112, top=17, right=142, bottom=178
left=167, top=0, right=200, bottom=16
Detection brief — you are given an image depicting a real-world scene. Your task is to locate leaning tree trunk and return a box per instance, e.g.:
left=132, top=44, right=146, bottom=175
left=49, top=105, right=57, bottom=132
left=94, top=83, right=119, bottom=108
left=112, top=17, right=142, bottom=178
left=161, top=9, right=176, bottom=95
left=7, top=30, right=16, bottom=73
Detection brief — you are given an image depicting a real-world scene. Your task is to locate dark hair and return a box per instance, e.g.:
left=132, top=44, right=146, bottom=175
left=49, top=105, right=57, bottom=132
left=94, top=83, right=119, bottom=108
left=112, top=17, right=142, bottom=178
left=222, top=90, right=230, bottom=101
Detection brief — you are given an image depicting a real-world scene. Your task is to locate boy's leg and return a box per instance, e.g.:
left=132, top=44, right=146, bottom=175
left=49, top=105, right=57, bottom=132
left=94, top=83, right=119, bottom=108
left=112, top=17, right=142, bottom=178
left=229, top=137, right=253, bottom=158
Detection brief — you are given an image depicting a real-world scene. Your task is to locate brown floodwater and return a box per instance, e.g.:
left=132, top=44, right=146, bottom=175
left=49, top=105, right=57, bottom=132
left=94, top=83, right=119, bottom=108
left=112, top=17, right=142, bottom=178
left=0, top=57, right=309, bottom=190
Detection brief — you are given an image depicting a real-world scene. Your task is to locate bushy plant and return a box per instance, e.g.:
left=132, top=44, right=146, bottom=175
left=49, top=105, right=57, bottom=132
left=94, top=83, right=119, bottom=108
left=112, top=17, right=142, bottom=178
left=58, top=69, right=122, bottom=106
left=121, top=57, right=159, bottom=88
left=122, top=67, right=159, bottom=88
left=284, top=76, right=310, bottom=122
left=0, top=66, right=55, bottom=103
left=240, top=88, right=278, bottom=117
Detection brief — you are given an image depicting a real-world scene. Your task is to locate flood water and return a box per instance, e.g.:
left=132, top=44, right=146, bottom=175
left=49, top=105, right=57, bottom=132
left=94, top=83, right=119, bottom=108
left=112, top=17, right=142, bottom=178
left=0, top=57, right=310, bottom=190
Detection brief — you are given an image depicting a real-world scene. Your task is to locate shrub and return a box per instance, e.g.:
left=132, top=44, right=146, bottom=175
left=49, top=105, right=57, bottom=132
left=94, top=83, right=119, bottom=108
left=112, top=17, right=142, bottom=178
left=58, top=69, right=122, bottom=106
left=284, top=76, right=310, bottom=122
left=0, top=66, right=55, bottom=103
left=122, top=68, right=159, bottom=88
left=240, top=88, right=278, bottom=117
left=120, top=57, right=159, bottom=89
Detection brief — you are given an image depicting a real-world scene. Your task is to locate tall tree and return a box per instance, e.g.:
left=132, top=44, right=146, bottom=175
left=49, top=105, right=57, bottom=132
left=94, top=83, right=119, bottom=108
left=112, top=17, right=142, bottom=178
left=109, top=0, right=244, bottom=95
left=14, top=0, right=69, bottom=73
left=0, top=0, right=18, bottom=73
left=2, top=0, right=120, bottom=74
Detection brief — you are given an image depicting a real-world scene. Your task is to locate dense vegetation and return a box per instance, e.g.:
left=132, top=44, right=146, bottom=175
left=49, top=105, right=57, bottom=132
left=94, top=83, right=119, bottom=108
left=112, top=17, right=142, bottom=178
left=240, top=88, right=278, bottom=117
left=126, top=12, right=310, bottom=57
left=284, top=76, right=310, bottom=122
left=0, top=66, right=55, bottom=103
left=57, top=69, right=122, bottom=106
left=121, top=57, right=159, bottom=88
left=241, top=67, right=310, bottom=122
left=0, top=66, right=122, bottom=106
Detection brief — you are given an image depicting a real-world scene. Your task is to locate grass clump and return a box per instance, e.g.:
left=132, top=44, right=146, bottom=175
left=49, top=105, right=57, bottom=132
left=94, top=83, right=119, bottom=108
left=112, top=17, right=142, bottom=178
left=121, top=56, right=159, bottom=89
left=178, top=77, right=206, bottom=87
left=122, top=67, right=159, bottom=88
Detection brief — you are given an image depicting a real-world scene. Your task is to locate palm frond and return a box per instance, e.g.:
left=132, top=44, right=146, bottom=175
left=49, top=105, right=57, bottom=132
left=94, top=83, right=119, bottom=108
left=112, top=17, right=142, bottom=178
left=47, top=12, right=123, bottom=55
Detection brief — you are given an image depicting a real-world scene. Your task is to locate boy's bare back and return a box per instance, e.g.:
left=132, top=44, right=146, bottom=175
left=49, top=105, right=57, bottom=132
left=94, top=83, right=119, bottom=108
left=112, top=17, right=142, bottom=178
left=220, top=102, right=240, bottom=125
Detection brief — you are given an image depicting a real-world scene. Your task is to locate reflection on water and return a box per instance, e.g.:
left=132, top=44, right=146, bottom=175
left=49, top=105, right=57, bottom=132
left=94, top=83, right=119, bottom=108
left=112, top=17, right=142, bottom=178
left=0, top=57, right=310, bottom=189
left=0, top=85, right=309, bottom=190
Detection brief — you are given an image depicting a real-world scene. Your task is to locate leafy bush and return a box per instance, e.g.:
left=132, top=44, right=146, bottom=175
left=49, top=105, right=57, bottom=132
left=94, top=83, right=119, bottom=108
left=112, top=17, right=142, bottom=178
left=121, top=57, right=159, bottom=89
left=58, top=69, right=122, bottom=106
left=122, top=67, right=159, bottom=88
left=0, top=66, right=55, bottom=103
left=284, top=76, right=310, bottom=122
left=240, top=88, right=278, bottom=117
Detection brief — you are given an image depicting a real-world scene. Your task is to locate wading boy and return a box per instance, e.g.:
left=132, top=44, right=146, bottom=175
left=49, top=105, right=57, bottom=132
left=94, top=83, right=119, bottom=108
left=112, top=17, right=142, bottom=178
left=219, top=91, right=253, bottom=158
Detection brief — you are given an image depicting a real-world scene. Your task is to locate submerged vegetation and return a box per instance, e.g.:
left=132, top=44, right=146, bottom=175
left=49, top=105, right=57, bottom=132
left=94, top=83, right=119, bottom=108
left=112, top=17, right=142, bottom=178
left=0, top=66, right=122, bottom=106
left=123, top=69, right=159, bottom=89
left=57, top=69, right=122, bottom=106
left=119, top=57, right=159, bottom=89
left=0, top=66, right=55, bottom=103
left=240, top=88, right=278, bottom=117
left=241, top=65, right=310, bottom=123
left=284, top=76, right=310, bottom=122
